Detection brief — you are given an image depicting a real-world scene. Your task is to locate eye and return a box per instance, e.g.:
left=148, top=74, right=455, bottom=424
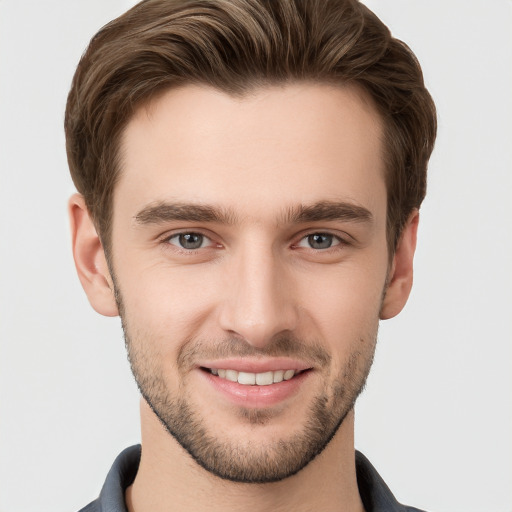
left=297, top=233, right=341, bottom=250
left=167, top=232, right=211, bottom=250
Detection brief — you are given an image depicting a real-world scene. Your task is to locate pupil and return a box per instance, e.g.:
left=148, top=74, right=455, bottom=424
left=309, top=234, right=332, bottom=249
left=179, top=233, right=203, bottom=249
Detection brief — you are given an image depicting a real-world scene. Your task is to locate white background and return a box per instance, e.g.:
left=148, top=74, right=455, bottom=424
left=0, top=1, right=511, bottom=511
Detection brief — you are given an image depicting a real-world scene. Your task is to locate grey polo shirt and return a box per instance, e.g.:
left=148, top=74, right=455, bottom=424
left=78, top=445, right=426, bottom=512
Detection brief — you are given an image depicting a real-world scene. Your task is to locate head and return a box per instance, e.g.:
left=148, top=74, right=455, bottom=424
left=66, top=0, right=436, bottom=484
left=65, top=0, right=436, bottom=256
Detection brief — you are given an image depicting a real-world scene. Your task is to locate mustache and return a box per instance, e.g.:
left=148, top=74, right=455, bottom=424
left=177, top=335, right=331, bottom=370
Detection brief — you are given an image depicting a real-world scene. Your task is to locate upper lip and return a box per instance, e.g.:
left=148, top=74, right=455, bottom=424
left=198, top=357, right=313, bottom=373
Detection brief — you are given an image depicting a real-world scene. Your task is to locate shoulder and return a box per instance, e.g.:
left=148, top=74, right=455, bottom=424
left=76, top=445, right=141, bottom=512
left=356, top=451, right=428, bottom=512
left=77, top=500, right=100, bottom=512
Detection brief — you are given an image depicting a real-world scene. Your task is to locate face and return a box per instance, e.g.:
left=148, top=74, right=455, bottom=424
left=108, top=84, right=391, bottom=482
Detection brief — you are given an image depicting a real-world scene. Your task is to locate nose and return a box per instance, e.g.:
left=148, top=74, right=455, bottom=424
left=218, top=244, right=298, bottom=349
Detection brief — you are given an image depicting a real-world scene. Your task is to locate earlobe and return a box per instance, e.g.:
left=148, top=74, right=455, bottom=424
left=379, top=210, right=419, bottom=320
left=68, top=194, right=119, bottom=317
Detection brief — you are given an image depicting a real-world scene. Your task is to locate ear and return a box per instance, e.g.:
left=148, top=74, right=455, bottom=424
left=380, top=210, right=419, bottom=320
left=68, top=194, right=119, bottom=317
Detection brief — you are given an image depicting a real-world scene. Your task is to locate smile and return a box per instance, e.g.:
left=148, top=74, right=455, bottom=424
left=205, top=368, right=302, bottom=386
left=198, top=364, right=312, bottom=407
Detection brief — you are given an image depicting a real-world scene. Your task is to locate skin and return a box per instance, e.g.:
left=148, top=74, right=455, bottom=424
left=70, top=83, right=418, bottom=512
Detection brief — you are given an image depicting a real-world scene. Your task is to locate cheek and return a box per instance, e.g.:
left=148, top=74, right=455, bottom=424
left=295, top=260, right=386, bottom=350
left=116, top=260, right=222, bottom=348
left=114, top=236, right=388, bottom=359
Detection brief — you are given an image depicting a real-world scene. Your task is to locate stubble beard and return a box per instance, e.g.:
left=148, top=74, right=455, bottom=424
left=121, top=314, right=377, bottom=484
left=110, top=258, right=378, bottom=484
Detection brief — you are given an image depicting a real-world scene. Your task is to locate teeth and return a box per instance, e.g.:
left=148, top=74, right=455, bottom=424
left=255, top=371, right=273, bottom=385
left=238, top=372, right=256, bottom=385
left=273, top=370, right=284, bottom=383
left=209, top=368, right=298, bottom=385
left=225, top=369, right=238, bottom=383
left=284, top=369, right=295, bottom=381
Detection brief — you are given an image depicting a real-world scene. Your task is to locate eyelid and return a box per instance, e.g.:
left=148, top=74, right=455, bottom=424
left=159, top=229, right=221, bottom=250
left=157, top=228, right=352, bottom=252
left=297, top=235, right=340, bottom=250
left=169, top=233, right=210, bottom=249
left=291, top=230, right=349, bottom=248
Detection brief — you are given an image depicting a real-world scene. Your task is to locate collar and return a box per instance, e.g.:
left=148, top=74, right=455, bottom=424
left=79, top=445, right=425, bottom=512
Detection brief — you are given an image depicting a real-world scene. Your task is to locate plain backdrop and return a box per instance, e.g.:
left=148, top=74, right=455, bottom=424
left=1, top=1, right=511, bottom=511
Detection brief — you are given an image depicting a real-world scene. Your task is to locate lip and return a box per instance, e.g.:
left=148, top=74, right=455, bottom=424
left=198, top=366, right=312, bottom=408
left=198, top=357, right=312, bottom=373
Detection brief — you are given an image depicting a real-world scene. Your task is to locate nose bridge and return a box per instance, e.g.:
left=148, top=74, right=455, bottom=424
left=219, top=239, right=296, bottom=347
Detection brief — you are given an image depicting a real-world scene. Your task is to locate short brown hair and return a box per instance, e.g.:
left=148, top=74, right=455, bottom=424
left=65, top=0, right=436, bottom=253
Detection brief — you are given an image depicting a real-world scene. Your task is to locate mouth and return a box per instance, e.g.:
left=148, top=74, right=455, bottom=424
left=198, top=362, right=313, bottom=408
left=200, top=367, right=309, bottom=386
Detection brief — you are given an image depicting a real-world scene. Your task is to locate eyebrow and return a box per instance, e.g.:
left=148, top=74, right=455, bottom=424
left=134, top=200, right=372, bottom=226
left=283, top=200, right=373, bottom=225
left=134, top=202, right=238, bottom=225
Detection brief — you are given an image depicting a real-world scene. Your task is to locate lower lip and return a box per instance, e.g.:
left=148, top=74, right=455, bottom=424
left=199, top=369, right=311, bottom=408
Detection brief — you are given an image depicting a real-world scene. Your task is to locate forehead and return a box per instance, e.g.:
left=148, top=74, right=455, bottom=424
left=116, top=83, right=386, bottom=225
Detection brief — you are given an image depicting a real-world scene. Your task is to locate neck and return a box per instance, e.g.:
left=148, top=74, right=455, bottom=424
left=126, top=400, right=364, bottom=512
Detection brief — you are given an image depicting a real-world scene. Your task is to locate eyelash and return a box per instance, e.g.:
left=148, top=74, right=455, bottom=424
left=160, top=230, right=348, bottom=254
left=162, top=231, right=217, bottom=254
left=293, top=232, right=345, bottom=251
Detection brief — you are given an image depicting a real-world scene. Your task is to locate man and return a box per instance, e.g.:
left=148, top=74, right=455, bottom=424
left=65, top=0, right=436, bottom=510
